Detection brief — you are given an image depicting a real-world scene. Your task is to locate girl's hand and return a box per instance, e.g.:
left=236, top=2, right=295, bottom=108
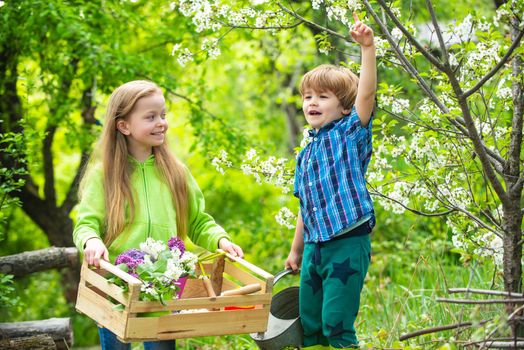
left=84, top=237, right=109, bottom=268
left=285, top=250, right=302, bottom=272
left=219, top=238, right=244, bottom=259
left=350, top=12, right=374, bottom=47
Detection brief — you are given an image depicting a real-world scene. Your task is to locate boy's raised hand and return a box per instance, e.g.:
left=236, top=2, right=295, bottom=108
left=350, top=12, right=374, bottom=47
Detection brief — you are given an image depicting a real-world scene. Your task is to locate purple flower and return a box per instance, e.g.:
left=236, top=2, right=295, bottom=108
left=115, top=248, right=146, bottom=273
left=125, top=248, right=146, bottom=261
left=168, top=236, right=185, bottom=254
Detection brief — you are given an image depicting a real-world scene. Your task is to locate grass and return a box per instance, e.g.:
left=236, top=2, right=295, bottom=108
left=5, top=230, right=506, bottom=350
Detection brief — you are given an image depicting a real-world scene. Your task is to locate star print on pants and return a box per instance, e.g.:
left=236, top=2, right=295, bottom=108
left=305, top=269, right=322, bottom=294
left=331, top=257, right=358, bottom=285
left=326, top=320, right=347, bottom=338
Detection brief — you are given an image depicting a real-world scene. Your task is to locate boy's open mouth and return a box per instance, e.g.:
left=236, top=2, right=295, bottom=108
left=309, top=111, right=321, bottom=115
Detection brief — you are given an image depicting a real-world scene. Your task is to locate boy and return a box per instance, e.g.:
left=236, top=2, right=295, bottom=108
left=285, top=12, right=376, bottom=349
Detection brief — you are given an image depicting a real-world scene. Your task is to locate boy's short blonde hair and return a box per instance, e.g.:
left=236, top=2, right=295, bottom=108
left=299, top=64, right=359, bottom=110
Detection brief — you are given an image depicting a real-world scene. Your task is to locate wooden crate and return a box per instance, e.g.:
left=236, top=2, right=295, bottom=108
left=75, top=251, right=274, bottom=342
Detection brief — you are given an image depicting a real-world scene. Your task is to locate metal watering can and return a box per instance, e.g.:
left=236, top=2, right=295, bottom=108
left=250, top=269, right=303, bottom=350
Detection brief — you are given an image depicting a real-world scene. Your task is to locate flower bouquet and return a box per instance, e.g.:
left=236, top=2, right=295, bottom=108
left=110, top=236, right=198, bottom=305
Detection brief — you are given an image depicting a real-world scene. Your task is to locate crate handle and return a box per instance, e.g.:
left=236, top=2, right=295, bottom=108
left=98, top=260, right=142, bottom=286
left=218, top=249, right=273, bottom=280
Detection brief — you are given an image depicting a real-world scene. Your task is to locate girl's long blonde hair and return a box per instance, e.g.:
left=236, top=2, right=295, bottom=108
left=81, top=80, right=188, bottom=246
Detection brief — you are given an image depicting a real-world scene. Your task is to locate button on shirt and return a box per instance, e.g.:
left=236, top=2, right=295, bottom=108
left=294, top=106, right=374, bottom=243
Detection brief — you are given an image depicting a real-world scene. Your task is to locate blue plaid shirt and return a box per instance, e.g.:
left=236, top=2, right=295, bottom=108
left=294, top=106, right=374, bottom=243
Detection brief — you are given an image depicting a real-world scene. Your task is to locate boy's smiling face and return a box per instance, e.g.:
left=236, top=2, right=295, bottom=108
left=302, top=89, right=350, bottom=130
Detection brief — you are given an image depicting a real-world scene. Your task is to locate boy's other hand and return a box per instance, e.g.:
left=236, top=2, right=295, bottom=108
left=84, top=237, right=109, bottom=268
left=219, top=238, right=244, bottom=259
left=350, top=12, right=374, bottom=47
left=285, top=251, right=302, bottom=272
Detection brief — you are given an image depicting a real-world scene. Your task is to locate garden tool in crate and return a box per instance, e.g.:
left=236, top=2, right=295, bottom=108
left=250, top=269, right=303, bottom=350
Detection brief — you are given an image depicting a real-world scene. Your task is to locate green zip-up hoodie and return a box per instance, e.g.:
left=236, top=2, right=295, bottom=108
left=73, top=156, right=230, bottom=261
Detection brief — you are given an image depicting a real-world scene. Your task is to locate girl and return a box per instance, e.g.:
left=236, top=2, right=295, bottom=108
left=73, top=80, right=243, bottom=350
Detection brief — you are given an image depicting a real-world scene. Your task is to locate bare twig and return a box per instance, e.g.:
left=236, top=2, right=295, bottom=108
left=478, top=341, right=524, bottom=348
left=448, top=288, right=524, bottom=298
left=437, top=297, right=524, bottom=304
left=213, top=18, right=303, bottom=30
left=400, top=320, right=490, bottom=341
left=368, top=186, right=455, bottom=217
left=477, top=305, right=524, bottom=349
left=425, top=0, right=448, bottom=64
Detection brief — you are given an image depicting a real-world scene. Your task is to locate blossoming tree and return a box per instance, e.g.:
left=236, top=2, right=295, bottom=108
left=169, top=0, right=524, bottom=336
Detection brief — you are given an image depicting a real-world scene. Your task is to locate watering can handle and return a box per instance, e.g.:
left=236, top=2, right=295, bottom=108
left=273, top=268, right=299, bottom=285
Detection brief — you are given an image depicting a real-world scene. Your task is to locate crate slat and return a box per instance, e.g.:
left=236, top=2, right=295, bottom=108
left=128, top=294, right=271, bottom=313
left=81, top=264, right=129, bottom=305
left=76, top=284, right=127, bottom=338
left=122, top=308, right=270, bottom=341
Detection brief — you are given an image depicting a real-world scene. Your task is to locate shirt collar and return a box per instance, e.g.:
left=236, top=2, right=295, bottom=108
left=308, top=115, right=347, bottom=137
left=128, top=154, right=155, bottom=165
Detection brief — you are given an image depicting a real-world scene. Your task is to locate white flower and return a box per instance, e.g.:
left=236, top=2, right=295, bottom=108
left=391, top=98, right=409, bottom=114
left=140, top=238, right=167, bottom=260
left=275, top=207, right=296, bottom=229
left=201, top=38, right=221, bottom=59
left=311, top=0, right=323, bottom=10
left=391, top=28, right=403, bottom=41
left=171, top=43, right=182, bottom=56
left=246, top=148, right=257, bottom=161
left=176, top=48, right=194, bottom=67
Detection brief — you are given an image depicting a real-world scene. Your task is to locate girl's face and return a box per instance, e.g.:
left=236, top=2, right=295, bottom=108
left=117, top=92, right=168, bottom=161
left=302, top=89, right=349, bottom=130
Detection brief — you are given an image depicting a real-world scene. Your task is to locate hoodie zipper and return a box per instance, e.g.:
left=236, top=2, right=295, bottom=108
left=139, top=162, right=152, bottom=238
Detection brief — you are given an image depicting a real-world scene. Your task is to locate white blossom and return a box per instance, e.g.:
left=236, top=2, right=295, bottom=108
left=140, top=238, right=167, bottom=260
left=391, top=28, right=403, bottom=41
left=201, top=38, right=221, bottom=59
left=275, top=207, right=297, bottom=229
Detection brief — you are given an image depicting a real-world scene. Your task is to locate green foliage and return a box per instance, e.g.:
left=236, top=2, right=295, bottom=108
left=1, top=0, right=521, bottom=348
left=0, top=274, right=19, bottom=309
left=0, top=132, right=27, bottom=240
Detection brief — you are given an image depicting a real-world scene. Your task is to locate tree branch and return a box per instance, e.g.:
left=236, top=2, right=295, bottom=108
left=399, top=320, right=489, bottom=341
left=61, top=151, right=90, bottom=214
left=62, top=85, right=97, bottom=213
left=42, top=125, right=57, bottom=206
left=448, top=288, right=524, bottom=298
left=277, top=3, right=350, bottom=42
left=368, top=185, right=455, bottom=217
left=375, top=0, right=445, bottom=70
left=362, top=0, right=450, bottom=114
left=213, top=17, right=304, bottom=30
left=425, top=0, right=449, bottom=64
left=437, top=297, right=524, bottom=304
left=450, top=76, right=511, bottom=206
left=507, top=17, right=524, bottom=196
left=463, top=28, right=524, bottom=98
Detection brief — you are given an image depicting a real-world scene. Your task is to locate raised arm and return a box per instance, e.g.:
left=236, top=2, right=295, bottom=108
left=351, top=12, right=376, bottom=126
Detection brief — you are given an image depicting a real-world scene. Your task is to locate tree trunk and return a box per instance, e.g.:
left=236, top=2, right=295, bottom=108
left=0, top=247, right=78, bottom=277
left=16, top=191, right=81, bottom=304
left=0, top=335, right=56, bottom=350
left=0, top=318, right=73, bottom=350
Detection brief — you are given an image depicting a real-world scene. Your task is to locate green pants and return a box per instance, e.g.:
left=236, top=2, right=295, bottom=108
left=300, top=234, right=371, bottom=348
